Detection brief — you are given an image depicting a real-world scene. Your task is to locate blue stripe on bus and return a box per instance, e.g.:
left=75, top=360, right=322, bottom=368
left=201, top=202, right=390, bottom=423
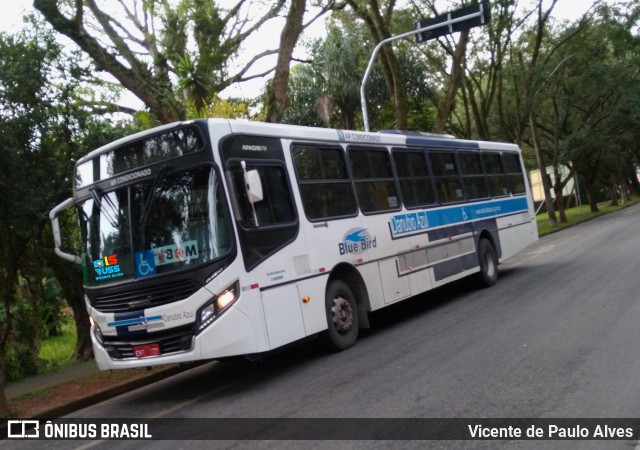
left=389, top=197, right=528, bottom=238
left=107, top=314, right=162, bottom=328
left=432, top=196, right=528, bottom=226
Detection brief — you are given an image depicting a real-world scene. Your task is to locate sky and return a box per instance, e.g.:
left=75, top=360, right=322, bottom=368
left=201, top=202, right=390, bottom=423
left=0, top=0, right=606, bottom=107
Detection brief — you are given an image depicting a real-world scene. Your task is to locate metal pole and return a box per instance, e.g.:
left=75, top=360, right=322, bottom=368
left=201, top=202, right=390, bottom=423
left=360, top=8, right=485, bottom=132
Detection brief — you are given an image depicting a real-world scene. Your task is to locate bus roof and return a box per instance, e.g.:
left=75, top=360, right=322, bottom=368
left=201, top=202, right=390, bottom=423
left=76, top=118, right=521, bottom=169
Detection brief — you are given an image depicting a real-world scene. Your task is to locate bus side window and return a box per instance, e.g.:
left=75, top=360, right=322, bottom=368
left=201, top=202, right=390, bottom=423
left=348, top=147, right=400, bottom=214
left=229, top=163, right=295, bottom=228
left=503, top=154, right=526, bottom=195
left=429, top=151, right=464, bottom=204
left=459, top=152, right=489, bottom=200
left=292, top=145, right=357, bottom=220
left=392, top=149, right=436, bottom=208
left=483, top=153, right=509, bottom=197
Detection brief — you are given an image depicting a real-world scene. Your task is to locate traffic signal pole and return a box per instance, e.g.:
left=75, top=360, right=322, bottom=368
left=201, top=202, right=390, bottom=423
left=360, top=1, right=490, bottom=132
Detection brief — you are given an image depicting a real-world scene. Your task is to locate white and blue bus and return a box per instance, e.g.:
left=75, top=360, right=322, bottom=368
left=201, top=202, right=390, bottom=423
left=50, top=119, right=538, bottom=370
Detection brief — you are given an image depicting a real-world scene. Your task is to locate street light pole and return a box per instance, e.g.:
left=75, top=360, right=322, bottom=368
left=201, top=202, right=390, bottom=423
left=360, top=1, right=490, bottom=132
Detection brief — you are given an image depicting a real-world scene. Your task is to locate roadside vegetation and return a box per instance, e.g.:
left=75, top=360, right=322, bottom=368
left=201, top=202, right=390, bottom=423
left=537, top=198, right=640, bottom=236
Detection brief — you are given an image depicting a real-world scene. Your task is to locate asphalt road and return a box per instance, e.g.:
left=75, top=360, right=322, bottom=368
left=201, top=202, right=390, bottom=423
left=8, top=204, right=640, bottom=450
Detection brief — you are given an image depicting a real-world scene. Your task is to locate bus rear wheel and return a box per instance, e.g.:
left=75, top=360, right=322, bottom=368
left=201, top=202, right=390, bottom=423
left=324, top=280, right=359, bottom=351
left=475, top=238, right=498, bottom=288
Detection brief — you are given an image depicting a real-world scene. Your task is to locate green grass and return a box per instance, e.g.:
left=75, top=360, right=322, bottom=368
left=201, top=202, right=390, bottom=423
left=536, top=197, right=640, bottom=236
left=37, top=319, right=80, bottom=375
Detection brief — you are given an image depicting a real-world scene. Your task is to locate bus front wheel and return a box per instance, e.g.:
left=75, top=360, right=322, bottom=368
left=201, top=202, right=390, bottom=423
left=324, top=280, right=359, bottom=351
left=475, top=238, right=498, bottom=288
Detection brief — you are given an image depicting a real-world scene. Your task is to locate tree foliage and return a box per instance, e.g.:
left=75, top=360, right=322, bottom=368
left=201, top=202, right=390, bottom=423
left=0, top=21, right=136, bottom=415
left=33, top=0, right=288, bottom=123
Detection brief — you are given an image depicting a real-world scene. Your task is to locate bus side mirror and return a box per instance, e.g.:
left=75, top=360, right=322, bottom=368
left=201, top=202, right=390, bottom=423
left=245, top=169, right=263, bottom=204
left=49, top=197, right=82, bottom=265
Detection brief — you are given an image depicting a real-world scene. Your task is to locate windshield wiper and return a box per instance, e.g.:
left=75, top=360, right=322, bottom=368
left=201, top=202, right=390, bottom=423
left=89, top=186, right=119, bottom=228
left=90, top=186, right=102, bottom=209
left=139, top=163, right=171, bottom=227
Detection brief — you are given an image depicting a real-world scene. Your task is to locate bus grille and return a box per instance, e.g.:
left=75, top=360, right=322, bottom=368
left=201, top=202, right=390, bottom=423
left=92, top=279, right=201, bottom=313
left=101, top=324, right=196, bottom=360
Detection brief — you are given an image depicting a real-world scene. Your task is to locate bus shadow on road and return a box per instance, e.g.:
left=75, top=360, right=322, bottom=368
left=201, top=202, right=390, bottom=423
left=363, top=267, right=520, bottom=336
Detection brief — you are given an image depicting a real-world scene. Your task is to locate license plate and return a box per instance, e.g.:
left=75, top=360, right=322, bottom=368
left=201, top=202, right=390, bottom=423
left=133, top=343, right=160, bottom=358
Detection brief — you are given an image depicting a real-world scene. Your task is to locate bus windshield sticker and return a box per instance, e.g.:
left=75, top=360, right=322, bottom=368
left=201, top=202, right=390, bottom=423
left=153, top=240, right=199, bottom=266
left=135, top=250, right=157, bottom=278
left=135, top=241, right=200, bottom=278
left=93, top=254, right=124, bottom=282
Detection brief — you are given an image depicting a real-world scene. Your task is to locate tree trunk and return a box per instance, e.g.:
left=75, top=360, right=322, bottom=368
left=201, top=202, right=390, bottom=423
left=0, top=262, right=17, bottom=385
left=70, top=271, right=93, bottom=361
left=0, top=380, right=7, bottom=417
left=608, top=183, right=618, bottom=206
left=58, top=269, right=94, bottom=361
left=376, top=40, right=408, bottom=130
left=619, top=169, right=629, bottom=204
left=554, top=184, right=567, bottom=223
left=584, top=182, right=600, bottom=213
left=434, top=31, right=469, bottom=133
left=25, top=277, right=43, bottom=376
left=553, top=166, right=567, bottom=223
left=265, top=0, right=306, bottom=123
left=628, top=168, right=640, bottom=197
left=530, top=113, right=557, bottom=226
left=45, top=251, right=93, bottom=361
left=0, top=296, right=11, bottom=416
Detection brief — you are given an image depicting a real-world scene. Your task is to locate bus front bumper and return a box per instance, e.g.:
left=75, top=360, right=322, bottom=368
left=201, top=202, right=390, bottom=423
left=91, top=306, right=257, bottom=370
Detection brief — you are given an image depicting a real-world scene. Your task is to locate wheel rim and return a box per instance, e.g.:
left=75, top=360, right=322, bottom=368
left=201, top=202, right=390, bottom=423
left=484, top=250, right=496, bottom=278
left=331, top=295, right=353, bottom=334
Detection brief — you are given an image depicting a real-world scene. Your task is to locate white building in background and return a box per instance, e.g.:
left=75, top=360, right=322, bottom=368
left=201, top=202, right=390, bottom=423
left=529, top=165, right=575, bottom=202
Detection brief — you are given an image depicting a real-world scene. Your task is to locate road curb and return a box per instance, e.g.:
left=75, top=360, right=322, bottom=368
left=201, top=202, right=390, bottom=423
left=1, top=364, right=201, bottom=439
left=33, top=364, right=190, bottom=419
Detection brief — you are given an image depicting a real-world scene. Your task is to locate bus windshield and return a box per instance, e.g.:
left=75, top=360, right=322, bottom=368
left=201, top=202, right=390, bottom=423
left=78, top=165, right=233, bottom=286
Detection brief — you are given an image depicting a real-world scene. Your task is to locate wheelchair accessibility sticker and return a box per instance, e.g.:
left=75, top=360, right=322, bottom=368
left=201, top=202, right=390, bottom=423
left=135, top=240, right=199, bottom=278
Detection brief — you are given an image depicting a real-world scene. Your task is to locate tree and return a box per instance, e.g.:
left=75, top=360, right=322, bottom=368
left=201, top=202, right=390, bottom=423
left=33, top=0, right=288, bottom=123
left=0, top=23, right=135, bottom=415
left=543, top=3, right=640, bottom=211
left=448, top=0, right=526, bottom=140
left=283, top=25, right=364, bottom=129
left=0, top=28, right=61, bottom=413
left=409, top=0, right=475, bottom=133
left=477, top=0, right=585, bottom=225
left=283, top=19, right=437, bottom=131
left=342, top=0, right=409, bottom=129
left=264, top=0, right=306, bottom=123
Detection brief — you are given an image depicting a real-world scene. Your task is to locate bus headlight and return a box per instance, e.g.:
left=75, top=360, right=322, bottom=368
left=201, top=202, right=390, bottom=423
left=197, top=281, right=239, bottom=333
left=216, top=288, right=237, bottom=310
left=90, top=315, right=103, bottom=344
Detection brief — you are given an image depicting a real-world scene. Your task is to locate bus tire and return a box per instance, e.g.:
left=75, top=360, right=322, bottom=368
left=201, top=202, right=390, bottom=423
left=475, top=238, right=498, bottom=288
left=324, top=280, right=359, bottom=351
